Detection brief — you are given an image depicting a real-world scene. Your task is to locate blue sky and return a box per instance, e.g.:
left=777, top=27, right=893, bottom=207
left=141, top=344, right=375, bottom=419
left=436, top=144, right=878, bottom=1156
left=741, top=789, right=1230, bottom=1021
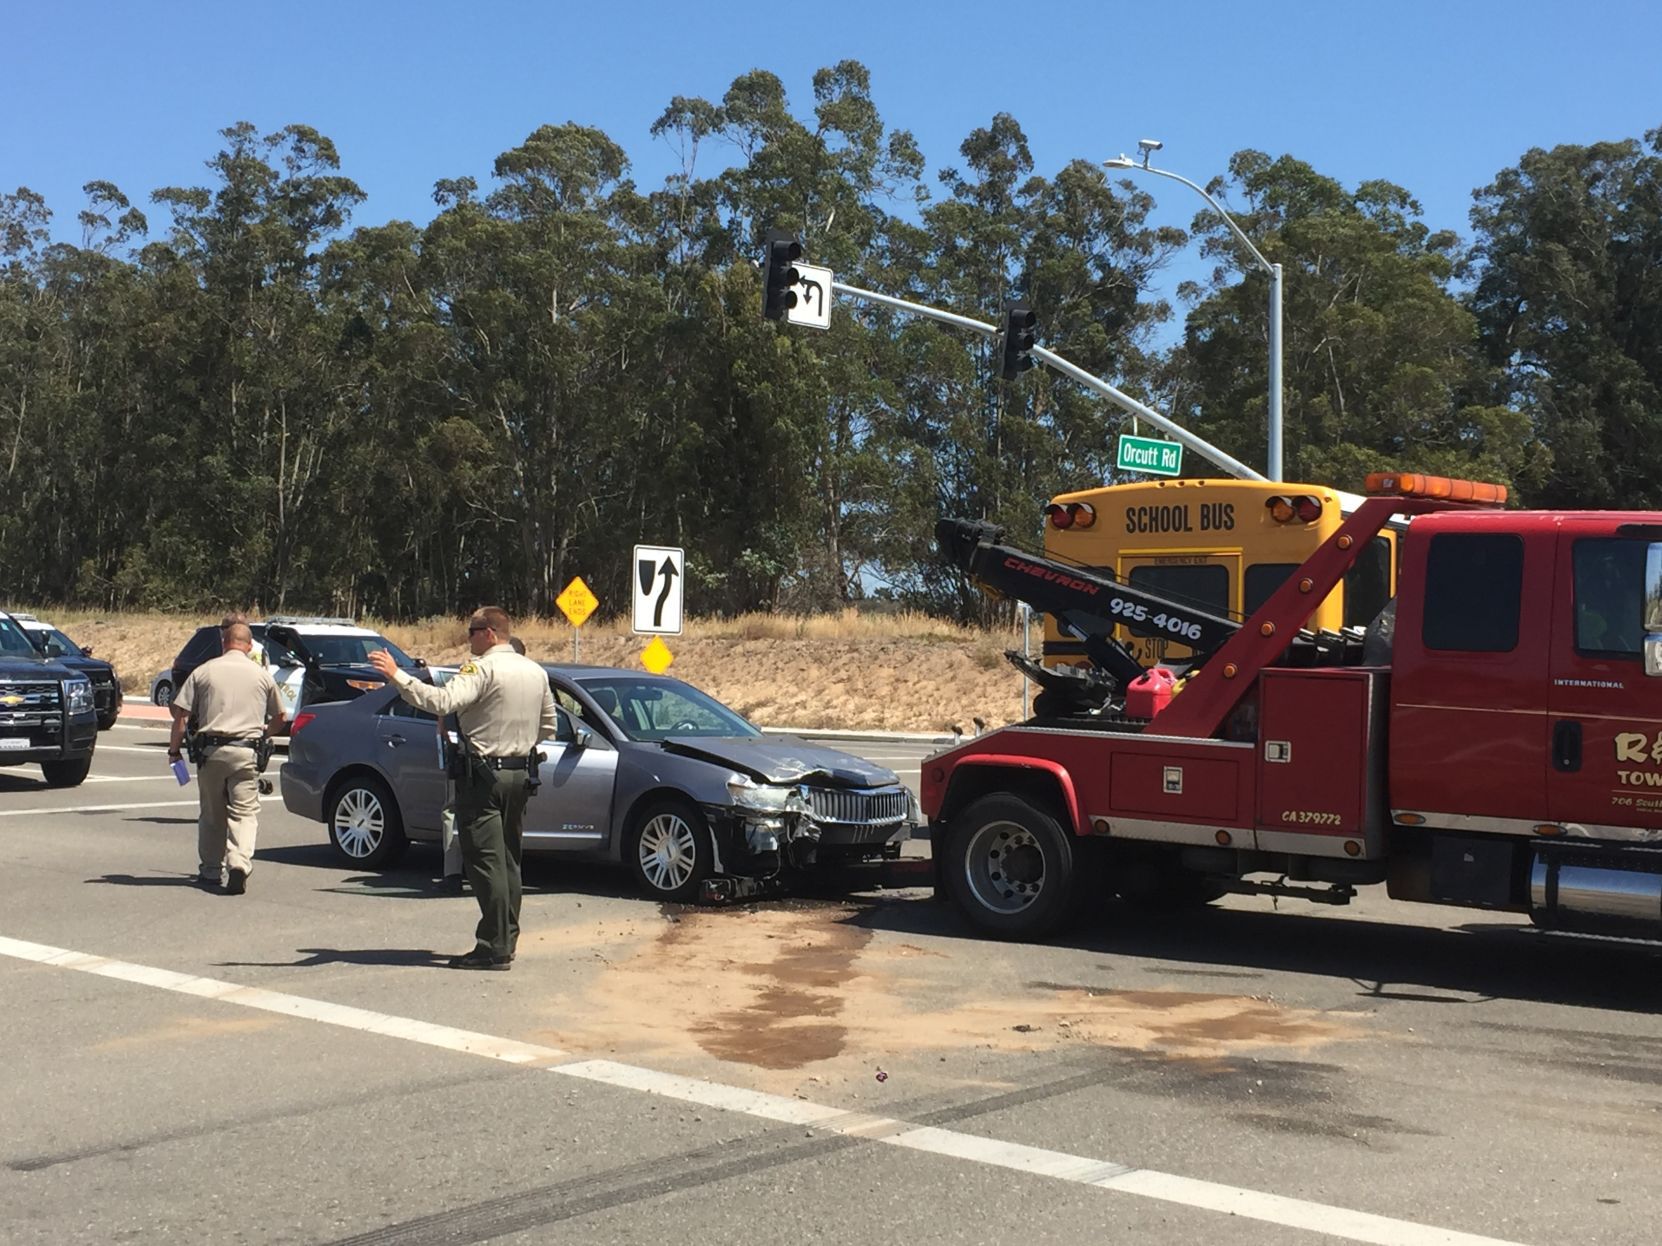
left=6, top=0, right=1660, bottom=325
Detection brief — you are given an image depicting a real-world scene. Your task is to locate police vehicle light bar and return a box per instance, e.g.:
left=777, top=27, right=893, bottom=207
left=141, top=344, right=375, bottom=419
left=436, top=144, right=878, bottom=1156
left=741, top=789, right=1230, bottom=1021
left=1364, top=472, right=1507, bottom=505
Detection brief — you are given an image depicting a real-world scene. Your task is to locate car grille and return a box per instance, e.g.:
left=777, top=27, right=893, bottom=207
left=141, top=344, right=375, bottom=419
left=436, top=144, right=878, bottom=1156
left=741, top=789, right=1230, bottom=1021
left=0, top=679, right=63, bottom=741
left=804, top=786, right=909, bottom=828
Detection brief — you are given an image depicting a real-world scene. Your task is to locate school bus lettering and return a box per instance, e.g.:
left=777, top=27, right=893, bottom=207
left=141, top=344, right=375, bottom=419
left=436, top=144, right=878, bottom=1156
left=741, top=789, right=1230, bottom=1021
left=1123, top=502, right=1236, bottom=535
left=1201, top=502, right=1235, bottom=531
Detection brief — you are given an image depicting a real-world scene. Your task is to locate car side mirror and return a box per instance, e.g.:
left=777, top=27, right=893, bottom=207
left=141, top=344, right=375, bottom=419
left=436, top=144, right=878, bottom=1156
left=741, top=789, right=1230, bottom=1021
left=1646, top=635, right=1662, bottom=678
left=573, top=726, right=593, bottom=751
left=80, top=645, right=93, bottom=657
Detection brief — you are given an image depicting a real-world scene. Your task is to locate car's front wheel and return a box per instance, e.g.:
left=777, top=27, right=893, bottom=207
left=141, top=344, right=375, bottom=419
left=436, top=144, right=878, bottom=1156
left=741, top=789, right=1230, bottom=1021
left=627, top=798, right=713, bottom=902
left=41, top=756, right=92, bottom=788
left=326, top=775, right=407, bottom=868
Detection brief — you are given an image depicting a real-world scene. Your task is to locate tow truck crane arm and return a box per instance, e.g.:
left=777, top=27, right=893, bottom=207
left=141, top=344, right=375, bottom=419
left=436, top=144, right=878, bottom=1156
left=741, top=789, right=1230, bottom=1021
left=935, top=518, right=1241, bottom=691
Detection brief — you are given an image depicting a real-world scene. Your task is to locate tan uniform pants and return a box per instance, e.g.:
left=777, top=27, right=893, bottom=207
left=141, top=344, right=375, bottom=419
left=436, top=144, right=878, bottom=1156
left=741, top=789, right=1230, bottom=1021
left=198, top=746, right=260, bottom=877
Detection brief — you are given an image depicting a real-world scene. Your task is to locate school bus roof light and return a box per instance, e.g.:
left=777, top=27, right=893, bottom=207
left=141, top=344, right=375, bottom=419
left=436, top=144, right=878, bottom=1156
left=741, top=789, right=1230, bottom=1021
left=1266, top=494, right=1322, bottom=524
left=1364, top=472, right=1508, bottom=505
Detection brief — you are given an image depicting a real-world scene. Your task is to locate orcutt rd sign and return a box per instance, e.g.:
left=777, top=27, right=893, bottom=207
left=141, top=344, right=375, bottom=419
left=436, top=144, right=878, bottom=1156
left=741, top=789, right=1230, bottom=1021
left=1116, top=434, right=1183, bottom=477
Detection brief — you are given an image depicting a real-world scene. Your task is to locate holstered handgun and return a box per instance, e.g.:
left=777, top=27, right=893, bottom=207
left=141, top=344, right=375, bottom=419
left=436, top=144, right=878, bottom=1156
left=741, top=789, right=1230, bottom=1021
left=253, top=735, right=275, bottom=774
left=524, top=749, right=546, bottom=796
left=184, top=727, right=206, bottom=766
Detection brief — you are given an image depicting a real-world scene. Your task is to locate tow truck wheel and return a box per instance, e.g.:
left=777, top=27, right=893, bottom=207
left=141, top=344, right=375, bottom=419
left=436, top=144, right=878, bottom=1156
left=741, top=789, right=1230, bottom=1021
left=41, top=756, right=92, bottom=788
left=947, top=793, right=1081, bottom=939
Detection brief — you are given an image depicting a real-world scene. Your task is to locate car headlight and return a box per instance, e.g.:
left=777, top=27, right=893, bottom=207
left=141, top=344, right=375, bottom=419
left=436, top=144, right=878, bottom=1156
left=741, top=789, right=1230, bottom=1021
left=64, top=677, right=94, bottom=716
left=727, top=774, right=795, bottom=812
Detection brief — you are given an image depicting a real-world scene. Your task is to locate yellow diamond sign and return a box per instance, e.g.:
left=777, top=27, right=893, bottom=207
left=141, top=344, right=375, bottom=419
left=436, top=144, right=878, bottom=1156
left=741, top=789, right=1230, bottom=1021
left=640, top=636, right=674, bottom=674
left=556, top=576, right=599, bottom=628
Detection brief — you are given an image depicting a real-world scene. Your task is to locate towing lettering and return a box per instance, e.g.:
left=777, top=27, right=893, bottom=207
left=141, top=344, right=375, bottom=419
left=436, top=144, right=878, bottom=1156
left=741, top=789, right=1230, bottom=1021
left=1000, top=556, right=1100, bottom=596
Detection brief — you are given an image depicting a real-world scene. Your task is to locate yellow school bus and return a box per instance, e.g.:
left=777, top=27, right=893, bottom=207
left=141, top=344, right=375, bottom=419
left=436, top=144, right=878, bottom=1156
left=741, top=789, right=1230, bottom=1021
left=1040, top=477, right=1398, bottom=668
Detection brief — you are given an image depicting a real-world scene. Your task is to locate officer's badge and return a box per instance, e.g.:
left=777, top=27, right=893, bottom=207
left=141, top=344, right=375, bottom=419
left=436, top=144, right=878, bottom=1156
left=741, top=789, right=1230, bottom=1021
left=460, top=661, right=480, bottom=676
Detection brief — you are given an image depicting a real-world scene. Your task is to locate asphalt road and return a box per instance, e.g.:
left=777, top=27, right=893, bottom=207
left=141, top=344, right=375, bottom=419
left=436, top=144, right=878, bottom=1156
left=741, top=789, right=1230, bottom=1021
left=5, top=719, right=1662, bottom=1245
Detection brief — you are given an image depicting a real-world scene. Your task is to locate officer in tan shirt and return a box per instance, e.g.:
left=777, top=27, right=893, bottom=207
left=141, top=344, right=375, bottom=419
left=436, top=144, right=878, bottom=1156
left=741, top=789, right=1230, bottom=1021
left=168, top=622, right=284, bottom=894
left=369, top=607, right=557, bottom=970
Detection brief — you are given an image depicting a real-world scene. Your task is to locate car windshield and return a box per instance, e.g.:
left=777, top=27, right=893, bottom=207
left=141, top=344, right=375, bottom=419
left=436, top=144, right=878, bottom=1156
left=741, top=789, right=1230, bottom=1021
left=307, top=634, right=415, bottom=667
left=0, top=615, right=38, bottom=658
left=577, top=676, right=760, bottom=742
left=39, top=628, right=82, bottom=657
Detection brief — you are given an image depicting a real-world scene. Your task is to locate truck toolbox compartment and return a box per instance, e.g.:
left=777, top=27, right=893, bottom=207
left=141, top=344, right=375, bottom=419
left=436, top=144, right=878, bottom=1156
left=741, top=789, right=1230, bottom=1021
left=1256, top=668, right=1387, bottom=847
left=1109, top=749, right=1245, bottom=822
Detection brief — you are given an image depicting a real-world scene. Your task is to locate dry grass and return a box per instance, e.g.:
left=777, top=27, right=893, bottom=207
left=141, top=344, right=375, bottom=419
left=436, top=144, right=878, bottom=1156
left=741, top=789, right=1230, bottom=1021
left=20, top=607, right=1030, bottom=733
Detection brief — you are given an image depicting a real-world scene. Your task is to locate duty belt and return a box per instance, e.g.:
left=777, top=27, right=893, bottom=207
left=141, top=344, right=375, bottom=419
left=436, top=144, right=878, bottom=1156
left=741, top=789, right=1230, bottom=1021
left=198, top=734, right=260, bottom=748
left=480, top=755, right=531, bottom=771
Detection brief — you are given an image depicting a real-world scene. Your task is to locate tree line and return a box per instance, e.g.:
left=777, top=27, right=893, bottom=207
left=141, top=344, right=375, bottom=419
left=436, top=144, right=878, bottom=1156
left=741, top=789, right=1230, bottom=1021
left=2, top=62, right=1658, bottom=621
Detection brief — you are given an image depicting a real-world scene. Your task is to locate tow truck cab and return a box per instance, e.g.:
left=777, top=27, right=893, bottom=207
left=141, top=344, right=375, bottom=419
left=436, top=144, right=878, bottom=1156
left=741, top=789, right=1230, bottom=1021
left=924, top=479, right=1662, bottom=941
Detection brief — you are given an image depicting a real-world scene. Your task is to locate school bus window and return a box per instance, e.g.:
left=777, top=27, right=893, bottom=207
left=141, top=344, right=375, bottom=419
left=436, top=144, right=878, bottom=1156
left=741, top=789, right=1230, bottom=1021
left=1244, top=564, right=1299, bottom=616
left=1126, top=564, right=1229, bottom=637
left=1343, top=536, right=1393, bottom=628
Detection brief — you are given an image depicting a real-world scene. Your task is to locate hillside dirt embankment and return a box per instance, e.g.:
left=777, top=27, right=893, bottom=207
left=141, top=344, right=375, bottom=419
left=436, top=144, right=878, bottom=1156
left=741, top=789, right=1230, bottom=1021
left=26, top=608, right=1032, bottom=734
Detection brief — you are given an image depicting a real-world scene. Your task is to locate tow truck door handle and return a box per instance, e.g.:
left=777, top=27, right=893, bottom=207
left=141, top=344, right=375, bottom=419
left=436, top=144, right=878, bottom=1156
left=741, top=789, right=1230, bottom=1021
left=1552, top=720, right=1582, bottom=772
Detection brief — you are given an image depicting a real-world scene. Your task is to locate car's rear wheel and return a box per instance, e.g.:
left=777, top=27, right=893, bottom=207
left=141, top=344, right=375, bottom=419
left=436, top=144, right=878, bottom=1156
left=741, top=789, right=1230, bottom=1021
left=326, top=775, right=407, bottom=868
left=627, top=798, right=713, bottom=902
left=152, top=680, right=173, bottom=707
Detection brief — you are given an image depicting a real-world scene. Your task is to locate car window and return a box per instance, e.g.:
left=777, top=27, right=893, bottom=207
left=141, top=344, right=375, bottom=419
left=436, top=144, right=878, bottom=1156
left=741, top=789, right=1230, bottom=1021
left=304, top=634, right=416, bottom=667
left=578, top=677, right=759, bottom=742
left=554, top=686, right=608, bottom=731
left=385, top=696, right=435, bottom=722
left=0, top=615, right=36, bottom=658
left=41, top=628, right=82, bottom=657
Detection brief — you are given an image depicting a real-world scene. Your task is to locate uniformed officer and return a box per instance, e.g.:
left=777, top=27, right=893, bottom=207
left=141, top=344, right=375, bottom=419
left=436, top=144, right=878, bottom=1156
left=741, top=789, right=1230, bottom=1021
left=369, top=608, right=556, bottom=970
left=438, top=636, right=528, bottom=893
left=167, top=622, right=284, bottom=894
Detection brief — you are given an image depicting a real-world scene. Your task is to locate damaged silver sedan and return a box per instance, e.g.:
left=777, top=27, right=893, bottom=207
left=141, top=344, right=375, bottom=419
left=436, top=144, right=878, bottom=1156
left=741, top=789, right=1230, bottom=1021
left=281, top=664, right=917, bottom=902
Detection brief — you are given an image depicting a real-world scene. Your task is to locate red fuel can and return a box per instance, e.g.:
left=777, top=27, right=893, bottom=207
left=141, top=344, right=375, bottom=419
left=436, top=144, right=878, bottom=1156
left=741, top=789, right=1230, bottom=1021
left=1125, top=666, right=1177, bottom=718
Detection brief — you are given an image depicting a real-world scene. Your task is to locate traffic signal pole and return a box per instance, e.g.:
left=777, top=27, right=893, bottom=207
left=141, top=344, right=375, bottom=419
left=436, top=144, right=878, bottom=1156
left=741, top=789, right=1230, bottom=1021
left=828, top=279, right=1266, bottom=483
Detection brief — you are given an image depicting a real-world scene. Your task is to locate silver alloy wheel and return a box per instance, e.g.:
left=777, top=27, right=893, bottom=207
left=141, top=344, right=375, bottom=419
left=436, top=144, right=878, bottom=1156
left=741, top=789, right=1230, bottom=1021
left=333, top=786, right=386, bottom=859
left=638, top=811, right=698, bottom=893
left=153, top=682, right=173, bottom=706
left=962, top=819, right=1045, bottom=915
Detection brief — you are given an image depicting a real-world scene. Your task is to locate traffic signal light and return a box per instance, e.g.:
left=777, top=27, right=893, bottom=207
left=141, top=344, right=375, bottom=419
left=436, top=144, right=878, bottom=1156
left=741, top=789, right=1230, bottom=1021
left=763, top=231, right=803, bottom=321
left=1000, top=302, right=1037, bottom=379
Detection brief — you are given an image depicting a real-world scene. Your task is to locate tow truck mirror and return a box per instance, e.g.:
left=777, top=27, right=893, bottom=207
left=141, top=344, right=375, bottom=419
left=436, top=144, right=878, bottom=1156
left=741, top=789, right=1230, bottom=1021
left=1644, top=546, right=1662, bottom=676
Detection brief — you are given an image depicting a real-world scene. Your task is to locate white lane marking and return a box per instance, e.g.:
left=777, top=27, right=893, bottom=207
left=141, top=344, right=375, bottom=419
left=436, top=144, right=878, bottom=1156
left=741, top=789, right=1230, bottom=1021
left=0, top=934, right=1525, bottom=1246
left=73, top=775, right=179, bottom=785
left=0, top=796, right=282, bottom=818
left=92, top=745, right=173, bottom=754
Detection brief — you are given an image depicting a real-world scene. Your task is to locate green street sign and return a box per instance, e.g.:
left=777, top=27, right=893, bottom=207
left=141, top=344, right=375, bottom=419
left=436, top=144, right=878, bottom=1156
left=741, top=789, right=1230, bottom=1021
left=1116, top=434, right=1183, bottom=477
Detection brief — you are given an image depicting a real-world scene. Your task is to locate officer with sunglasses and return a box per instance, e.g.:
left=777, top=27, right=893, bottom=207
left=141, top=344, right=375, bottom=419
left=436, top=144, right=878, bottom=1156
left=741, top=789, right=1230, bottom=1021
left=369, top=607, right=557, bottom=970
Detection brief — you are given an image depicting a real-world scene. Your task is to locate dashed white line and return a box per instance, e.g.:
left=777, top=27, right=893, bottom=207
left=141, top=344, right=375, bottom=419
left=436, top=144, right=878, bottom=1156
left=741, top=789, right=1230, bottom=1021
left=0, top=933, right=1526, bottom=1246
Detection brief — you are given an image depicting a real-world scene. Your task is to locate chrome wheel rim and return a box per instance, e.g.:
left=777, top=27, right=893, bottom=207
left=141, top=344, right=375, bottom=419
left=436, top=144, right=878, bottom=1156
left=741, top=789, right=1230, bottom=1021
left=638, top=812, right=698, bottom=892
left=963, top=820, right=1045, bottom=915
left=154, top=684, right=172, bottom=706
left=333, top=787, right=385, bottom=858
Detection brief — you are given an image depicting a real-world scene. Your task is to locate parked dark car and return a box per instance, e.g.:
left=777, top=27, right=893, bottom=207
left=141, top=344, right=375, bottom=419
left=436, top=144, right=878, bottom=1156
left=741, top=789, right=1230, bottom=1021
left=12, top=615, right=123, bottom=730
left=281, top=664, right=916, bottom=901
left=0, top=610, right=97, bottom=786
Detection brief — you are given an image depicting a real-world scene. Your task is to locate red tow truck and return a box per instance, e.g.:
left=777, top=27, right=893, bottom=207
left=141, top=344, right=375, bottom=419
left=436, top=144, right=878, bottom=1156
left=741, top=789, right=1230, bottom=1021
left=922, top=473, right=1662, bottom=940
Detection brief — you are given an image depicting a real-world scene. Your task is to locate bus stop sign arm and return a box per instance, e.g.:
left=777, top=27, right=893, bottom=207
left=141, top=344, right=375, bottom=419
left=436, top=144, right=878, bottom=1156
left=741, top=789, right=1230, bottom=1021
left=829, top=280, right=1266, bottom=484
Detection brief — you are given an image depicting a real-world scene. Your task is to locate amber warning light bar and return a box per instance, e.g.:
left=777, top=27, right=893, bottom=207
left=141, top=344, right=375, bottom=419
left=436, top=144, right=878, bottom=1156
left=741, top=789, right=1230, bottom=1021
left=1364, top=472, right=1507, bottom=505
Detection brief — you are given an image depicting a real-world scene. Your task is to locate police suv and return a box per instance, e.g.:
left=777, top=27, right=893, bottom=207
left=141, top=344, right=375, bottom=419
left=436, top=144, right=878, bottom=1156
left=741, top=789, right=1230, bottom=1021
left=0, top=609, right=98, bottom=786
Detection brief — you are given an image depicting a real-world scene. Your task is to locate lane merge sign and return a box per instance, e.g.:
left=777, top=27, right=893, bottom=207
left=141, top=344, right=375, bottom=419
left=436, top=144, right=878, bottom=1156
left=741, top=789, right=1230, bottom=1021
left=632, top=545, right=684, bottom=635
left=1116, top=434, right=1183, bottom=477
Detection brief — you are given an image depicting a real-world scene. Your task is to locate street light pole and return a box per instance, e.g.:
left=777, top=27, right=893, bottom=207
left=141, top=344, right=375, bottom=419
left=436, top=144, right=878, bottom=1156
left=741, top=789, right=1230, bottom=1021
left=1105, top=143, right=1285, bottom=481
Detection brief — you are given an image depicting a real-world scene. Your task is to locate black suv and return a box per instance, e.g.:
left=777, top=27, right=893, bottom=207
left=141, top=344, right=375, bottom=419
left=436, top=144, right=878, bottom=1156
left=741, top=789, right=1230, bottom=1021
left=13, top=614, right=123, bottom=730
left=0, top=610, right=98, bottom=786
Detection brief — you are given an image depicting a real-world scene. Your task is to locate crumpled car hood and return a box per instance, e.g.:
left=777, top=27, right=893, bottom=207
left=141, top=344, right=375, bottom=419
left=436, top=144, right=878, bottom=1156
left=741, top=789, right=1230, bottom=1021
left=659, top=736, right=899, bottom=787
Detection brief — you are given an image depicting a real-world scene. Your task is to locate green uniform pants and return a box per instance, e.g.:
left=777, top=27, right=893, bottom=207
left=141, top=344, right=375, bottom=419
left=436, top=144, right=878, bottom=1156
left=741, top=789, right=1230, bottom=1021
left=455, top=765, right=530, bottom=958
